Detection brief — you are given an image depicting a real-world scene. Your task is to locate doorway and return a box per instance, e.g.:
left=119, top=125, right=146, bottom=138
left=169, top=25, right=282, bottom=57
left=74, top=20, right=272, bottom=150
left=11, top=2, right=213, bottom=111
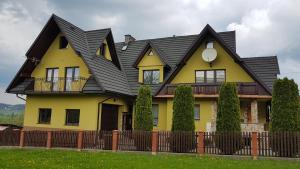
left=101, top=104, right=119, bottom=131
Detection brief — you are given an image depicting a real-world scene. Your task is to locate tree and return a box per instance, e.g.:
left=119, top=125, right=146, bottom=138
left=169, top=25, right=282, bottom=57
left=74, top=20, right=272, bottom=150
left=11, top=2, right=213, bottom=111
left=134, top=85, right=153, bottom=131
left=171, top=85, right=195, bottom=153
left=172, top=85, right=195, bottom=131
left=271, top=78, right=300, bottom=132
left=216, top=82, right=241, bottom=155
left=270, top=78, right=300, bottom=157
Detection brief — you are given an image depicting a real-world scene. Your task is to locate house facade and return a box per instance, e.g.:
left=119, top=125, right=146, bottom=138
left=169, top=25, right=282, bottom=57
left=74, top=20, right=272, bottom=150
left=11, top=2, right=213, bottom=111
left=6, top=14, right=280, bottom=132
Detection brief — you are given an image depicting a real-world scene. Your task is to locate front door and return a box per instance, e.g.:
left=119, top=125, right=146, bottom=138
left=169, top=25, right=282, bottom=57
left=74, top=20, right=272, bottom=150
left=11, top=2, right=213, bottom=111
left=101, top=104, right=119, bottom=131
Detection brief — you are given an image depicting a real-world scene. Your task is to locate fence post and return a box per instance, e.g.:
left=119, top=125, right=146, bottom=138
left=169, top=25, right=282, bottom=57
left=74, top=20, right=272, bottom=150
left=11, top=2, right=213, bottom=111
left=112, top=130, right=119, bottom=152
left=46, top=131, right=52, bottom=149
left=197, top=131, right=205, bottom=155
left=251, top=132, right=258, bottom=160
left=19, top=130, right=25, bottom=148
left=77, top=131, right=84, bottom=151
left=151, top=131, right=158, bottom=155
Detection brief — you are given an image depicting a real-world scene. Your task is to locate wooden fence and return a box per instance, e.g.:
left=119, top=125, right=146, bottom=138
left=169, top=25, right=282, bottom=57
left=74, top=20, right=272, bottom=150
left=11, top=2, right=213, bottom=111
left=0, top=130, right=299, bottom=158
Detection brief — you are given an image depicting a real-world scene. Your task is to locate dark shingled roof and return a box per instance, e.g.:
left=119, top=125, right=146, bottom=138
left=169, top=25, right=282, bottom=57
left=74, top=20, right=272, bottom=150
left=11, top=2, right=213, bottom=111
left=7, top=14, right=280, bottom=97
left=242, top=56, right=280, bottom=90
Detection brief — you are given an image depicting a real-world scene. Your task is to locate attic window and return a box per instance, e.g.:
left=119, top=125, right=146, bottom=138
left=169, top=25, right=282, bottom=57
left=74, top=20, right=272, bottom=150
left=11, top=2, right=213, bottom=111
left=206, top=41, right=213, bottom=48
left=148, top=50, right=154, bottom=56
left=59, top=36, right=68, bottom=49
left=100, top=43, right=106, bottom=56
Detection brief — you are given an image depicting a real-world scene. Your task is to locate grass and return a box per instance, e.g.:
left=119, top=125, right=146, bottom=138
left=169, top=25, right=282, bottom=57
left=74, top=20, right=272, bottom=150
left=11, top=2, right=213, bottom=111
left=0, top=148, right=299, bottom=169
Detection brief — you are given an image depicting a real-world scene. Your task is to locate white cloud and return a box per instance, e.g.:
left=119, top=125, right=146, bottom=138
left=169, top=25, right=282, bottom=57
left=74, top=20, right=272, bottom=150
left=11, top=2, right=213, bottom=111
left=0, top=0, right=54, bottom=66
left=0, top=85, right=25, bottom=105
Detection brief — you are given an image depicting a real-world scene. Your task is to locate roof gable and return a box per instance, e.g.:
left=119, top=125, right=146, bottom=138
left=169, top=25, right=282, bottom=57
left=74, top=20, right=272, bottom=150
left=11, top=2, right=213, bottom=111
left=155, top=24, right=272, bottom=95
left=133, top=41, right=169, bottom=68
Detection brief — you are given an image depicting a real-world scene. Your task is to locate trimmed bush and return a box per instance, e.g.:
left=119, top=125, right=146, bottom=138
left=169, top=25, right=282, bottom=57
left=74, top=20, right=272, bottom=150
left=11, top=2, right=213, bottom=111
left=270, top=78, right=300, bottom=157
left=271, top=78, right=300, bottom=132
left=216, top=83, right=242, bottom=155
left=134, top=85, right=153, bottom=131
left=134, top=85, right=153, bottom=151
left=172, top=85, right=195, bottom=132
left=171, top=85, right=195, bottom=153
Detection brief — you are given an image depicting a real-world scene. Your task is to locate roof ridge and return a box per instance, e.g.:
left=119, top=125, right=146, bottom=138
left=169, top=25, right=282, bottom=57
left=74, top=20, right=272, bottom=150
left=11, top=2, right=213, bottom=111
left=242, top=56, right=277, bottom=59
left=85, top=28, right=111, bottom=32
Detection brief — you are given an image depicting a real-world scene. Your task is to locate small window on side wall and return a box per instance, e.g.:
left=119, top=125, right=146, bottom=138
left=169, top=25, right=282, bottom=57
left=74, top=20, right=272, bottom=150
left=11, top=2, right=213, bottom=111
left=152, top=104, right=159, bottom=127
left=59, top=36, right=68, bottom=49
left=38, top=108, right=51, bottom=124
left=194, top=105, right=200, bottom=120
left=65, top=109, right=80, bottom=126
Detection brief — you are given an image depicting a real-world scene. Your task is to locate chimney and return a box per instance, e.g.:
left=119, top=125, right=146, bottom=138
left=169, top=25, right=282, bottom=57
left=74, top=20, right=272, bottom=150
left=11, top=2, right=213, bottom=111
left=124, top=34, right=135, bottom=45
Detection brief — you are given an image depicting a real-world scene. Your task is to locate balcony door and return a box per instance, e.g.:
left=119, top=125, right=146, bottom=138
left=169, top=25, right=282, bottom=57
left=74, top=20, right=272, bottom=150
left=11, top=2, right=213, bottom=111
left=65, top=67, right=79, bottom=91
left=46, top=68, right=59, bottom=91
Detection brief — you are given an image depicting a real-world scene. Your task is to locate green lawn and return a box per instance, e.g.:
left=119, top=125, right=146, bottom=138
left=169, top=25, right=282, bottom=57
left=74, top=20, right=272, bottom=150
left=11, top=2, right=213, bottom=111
left=0, top=148, right=299, bottom=169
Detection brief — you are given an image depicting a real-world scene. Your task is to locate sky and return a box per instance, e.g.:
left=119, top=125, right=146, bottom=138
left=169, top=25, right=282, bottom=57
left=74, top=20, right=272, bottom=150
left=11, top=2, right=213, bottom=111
left=0, top=0, right=300, bottom=104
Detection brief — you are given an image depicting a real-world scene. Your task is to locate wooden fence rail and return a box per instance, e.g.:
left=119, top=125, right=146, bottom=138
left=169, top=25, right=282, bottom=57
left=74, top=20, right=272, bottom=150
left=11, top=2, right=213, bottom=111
left=0, top=130, right=299, bottom=158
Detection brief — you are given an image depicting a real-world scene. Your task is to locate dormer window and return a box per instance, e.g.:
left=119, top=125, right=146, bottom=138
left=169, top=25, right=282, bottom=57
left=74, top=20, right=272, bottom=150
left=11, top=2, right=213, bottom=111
left=206, top=41, right=213, bottom=48
left=143, top=70, right=160, bottom=84
left=100, top=43, right=106, bottom=56
left=59, top=36, right=68, bottom=49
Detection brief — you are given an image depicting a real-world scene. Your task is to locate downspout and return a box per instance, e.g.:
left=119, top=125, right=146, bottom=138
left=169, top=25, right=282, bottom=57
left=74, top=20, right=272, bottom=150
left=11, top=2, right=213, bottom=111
left=96, top=97, right=113, bottom=131
left=16, top=94, right=26, bottom=101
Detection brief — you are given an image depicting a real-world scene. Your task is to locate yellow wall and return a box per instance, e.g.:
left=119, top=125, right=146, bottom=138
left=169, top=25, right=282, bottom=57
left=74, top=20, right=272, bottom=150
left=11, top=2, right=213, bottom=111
left=137, top=49, right=164, bottom=83
left=152, top=99, right=167, bottom=130
left=96, top=39, right=112, bottom=61
left=32, top=33, right=90, bottom=79
left=160, top=99, right=214, bottom=131
left=172, top=41, right=254, bottom=83
left=24, top=95, right=128, bottom=131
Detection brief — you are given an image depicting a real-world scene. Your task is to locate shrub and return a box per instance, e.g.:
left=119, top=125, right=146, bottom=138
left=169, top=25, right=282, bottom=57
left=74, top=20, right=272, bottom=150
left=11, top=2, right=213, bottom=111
left=134, top=85, right=153, bottom=150
left=216, top=83, right=242, bottom=155
left=170, top=85, right=195, bottom=153
left=270, top=78, right=300, bottom=157
left=134, top=85, right=153, bottom=131
left=172, top=85, right=195, bottom=132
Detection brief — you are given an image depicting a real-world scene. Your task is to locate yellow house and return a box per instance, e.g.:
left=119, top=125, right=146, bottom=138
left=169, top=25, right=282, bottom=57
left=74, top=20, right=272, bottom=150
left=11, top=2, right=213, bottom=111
left=6, top=14, right=280, bottom=132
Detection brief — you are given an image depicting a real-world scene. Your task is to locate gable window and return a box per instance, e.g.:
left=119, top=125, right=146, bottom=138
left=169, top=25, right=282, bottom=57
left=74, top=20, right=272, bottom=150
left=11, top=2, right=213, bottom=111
left=195, top=70, right=225, bottom=83
left=38, top=108, right=51, bottom=124
left=194, top=105, right=200, bottom=120
left=59, top=36, right=68, bottom=49
left=143, top=70, right=160, bottom=84
left=100, top=43, right=106, bottom=56
left=206, top=41, right=214, bottom=48
left=152, top=104, right=159, bottom=127
left=65, top=109, right=80, bottom=126
left=46, top=68, right=59, bottom=91
left=148, top=49, right=154, bottom=56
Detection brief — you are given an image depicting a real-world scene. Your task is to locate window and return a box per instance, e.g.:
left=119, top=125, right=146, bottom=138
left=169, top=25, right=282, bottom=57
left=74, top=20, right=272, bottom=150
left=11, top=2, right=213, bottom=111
left=206, top=41, right=214, bottom=48
left=59, top=36, right=68, bottom=49
left=195, top=71, right=205, bottom=83
left=38, top=108, right=51, bottom=124
left=65, top=67, right=79, bottom=81
left=195, top=70, right=226, bottom=83
left=143, top=70, right=160, bottom=84
left=152, top=104, right=159, bottom=127
left=46, top=68, right=59, bottom=82
left=148, top=49, right=154, bottom=56
left=206, top=71, right=214, bottom=83
left=100, top=43, right=106, bottom=56
left=194, top=105, right=200, bottom=120
left=65, top=109, right=80, bottom=126
left=216, top=70, right=225, bottom=82
left=46, top=68, right=59, bottom=91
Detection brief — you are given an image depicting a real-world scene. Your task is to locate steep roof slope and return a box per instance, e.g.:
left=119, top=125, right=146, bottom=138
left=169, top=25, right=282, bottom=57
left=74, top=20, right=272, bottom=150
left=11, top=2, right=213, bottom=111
left=242, top=56, right=280, bottom=90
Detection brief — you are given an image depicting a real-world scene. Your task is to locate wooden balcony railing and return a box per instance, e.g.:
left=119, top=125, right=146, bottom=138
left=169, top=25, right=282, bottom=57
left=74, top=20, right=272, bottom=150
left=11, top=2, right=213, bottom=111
left=163, top=82, right=259, bottom=95
left=26, top=77, right=88, bottom=93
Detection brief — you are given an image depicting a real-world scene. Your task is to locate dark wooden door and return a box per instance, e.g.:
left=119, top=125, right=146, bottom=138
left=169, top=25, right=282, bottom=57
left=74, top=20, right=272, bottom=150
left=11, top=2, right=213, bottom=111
left=101, top=104, right=119, bottom=131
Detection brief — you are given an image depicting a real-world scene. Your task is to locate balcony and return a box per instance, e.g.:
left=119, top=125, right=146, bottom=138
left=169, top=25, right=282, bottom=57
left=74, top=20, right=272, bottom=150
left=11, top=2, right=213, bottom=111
left=161, top=82, right=262, bottom=96
left=26, top=77, right=88, bottom=93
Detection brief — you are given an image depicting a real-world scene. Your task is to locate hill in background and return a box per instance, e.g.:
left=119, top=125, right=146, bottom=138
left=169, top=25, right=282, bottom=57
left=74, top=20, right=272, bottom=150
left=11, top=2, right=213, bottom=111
left=0, top=103, right=25, bottom=126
